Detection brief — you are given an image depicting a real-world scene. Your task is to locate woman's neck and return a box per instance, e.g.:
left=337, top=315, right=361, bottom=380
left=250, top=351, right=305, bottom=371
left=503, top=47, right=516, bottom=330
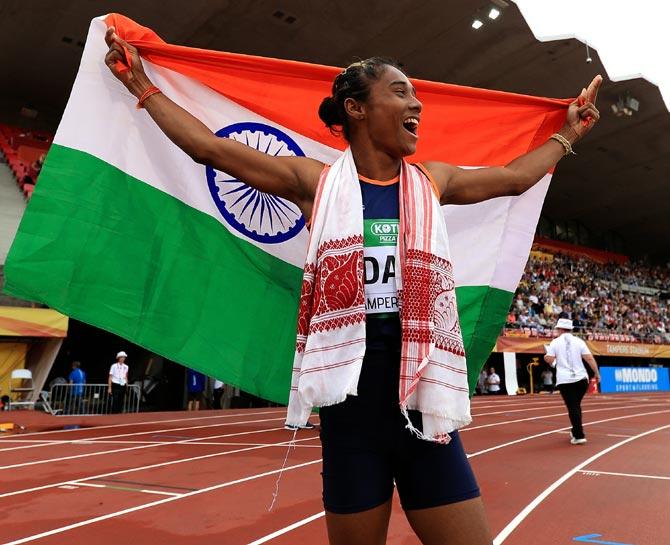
left=350, top=142, right=401, bottom=181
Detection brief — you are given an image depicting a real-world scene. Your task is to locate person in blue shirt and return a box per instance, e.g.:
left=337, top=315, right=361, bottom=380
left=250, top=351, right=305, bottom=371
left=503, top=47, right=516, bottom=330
left=187, top=368, right=206, bottom=411
left=67, top=361, right=86, bottom=415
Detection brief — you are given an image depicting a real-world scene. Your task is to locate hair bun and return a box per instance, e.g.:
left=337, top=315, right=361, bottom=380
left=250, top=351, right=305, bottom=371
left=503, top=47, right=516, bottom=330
left=318, top=96, right=342, bottom=129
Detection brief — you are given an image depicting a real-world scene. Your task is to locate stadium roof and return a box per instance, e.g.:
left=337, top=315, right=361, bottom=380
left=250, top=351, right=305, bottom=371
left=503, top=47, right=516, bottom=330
left=2, top=0, right=669, bottom=260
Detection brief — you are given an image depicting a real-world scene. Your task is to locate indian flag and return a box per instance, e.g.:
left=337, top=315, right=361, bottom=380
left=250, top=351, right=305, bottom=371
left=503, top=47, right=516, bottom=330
left=4, top=14, right=569, bottom=401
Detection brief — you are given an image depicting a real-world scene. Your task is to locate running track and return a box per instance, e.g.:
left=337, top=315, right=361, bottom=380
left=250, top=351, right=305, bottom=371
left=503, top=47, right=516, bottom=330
left=2, top=392, right=669, bottom=544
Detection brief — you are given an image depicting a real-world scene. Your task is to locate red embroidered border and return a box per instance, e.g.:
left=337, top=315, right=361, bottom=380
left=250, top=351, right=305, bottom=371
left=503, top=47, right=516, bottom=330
left=295, top=236, right=365, bottom=352
left=400, top=249, right=465, bottom=356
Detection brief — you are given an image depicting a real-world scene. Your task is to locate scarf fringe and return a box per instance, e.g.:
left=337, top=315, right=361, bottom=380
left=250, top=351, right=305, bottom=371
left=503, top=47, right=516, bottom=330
left=400, top=405, right=472, bottom=444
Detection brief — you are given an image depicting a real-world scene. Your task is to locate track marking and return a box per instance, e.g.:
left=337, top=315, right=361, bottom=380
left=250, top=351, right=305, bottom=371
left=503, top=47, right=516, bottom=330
left=578, top=469, right=670, bottom=481
left=9, top=400, right=662, bottom=467
left=468, top=409, right=670, bottom=458
left=91, top=478, right=198, bottom=491
left=247, top=512, right=326, bottom=545
left=0, top=439, right=321, bottom=447
left=67, top=481, right=183, bottom=497
left=0, top=408, right=287, bottom=440
left=492, top=423, right=670, bottom=544
left=0, top=418, right=288, bottom=467
left=0, top=457, right=322, bottom=545
left=4, top=395, right=670, bottom=544
left=463, top=402, right=670, bottom=432
left=0, top=412, right=289, bottom=452
left=0, top=435, right=318, bottom=499
left=471, top=400, right=632, bottom=418
left=241, top=406, right=670, bottom=545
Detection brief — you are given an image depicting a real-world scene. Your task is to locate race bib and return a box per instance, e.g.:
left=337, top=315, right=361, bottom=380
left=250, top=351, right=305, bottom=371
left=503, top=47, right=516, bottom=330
left=363, top=219, right=398, bottom=315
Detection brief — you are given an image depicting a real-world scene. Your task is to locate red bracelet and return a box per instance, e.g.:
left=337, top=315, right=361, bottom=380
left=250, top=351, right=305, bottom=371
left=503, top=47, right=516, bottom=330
left=136, top=86, right=161, bottom=109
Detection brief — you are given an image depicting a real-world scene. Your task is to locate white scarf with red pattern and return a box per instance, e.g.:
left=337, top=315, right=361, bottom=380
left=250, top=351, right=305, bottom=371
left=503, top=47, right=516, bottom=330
left=286, top=149, right=470, bottom=442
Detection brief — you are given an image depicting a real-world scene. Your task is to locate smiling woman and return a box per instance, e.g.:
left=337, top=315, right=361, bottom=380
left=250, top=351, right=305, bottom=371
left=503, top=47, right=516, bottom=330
left=103, top=25, right=601, bottom=545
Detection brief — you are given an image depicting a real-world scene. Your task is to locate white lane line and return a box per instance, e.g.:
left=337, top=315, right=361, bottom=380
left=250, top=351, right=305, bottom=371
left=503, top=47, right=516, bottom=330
left=247, top=512, right=326, bottom=545
left=0, top=434, right=317, bottom=499
left=471, top=399, right=635, bottom=418
left=0, top=408, right=287, bottom=440
left=237, top=408, right=670, bottom=545
left=463, top=402, right=670, bottom=432
left=578, top=469, right=670, bottom=481
left=468, top=409, right=670, bottom=458
left=469, top=393, right=670, bottom=409
left=65, top=480, right=182, bottom=496
left=0, top=457, right=322, bottom=545
left=10, top=401, right=658, bottom=469
left=0, top=410, right=287, bottom=452
left=139, top=489, right=182, bottom=496
left=492, top=423, right=670, bottom=545
left=0, top=439, right=321, bottom=448
left=0, top=417, right=286, bottom=468
left=4, top=401, right=668, bottom=545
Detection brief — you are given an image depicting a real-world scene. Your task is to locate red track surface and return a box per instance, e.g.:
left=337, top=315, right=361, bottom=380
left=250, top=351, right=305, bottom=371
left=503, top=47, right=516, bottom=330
left=2, top=392, right=669, bottom=545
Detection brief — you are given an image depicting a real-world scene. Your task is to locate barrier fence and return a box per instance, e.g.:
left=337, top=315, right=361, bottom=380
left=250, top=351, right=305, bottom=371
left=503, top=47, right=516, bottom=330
left=48, top=383, right=141, bottom=415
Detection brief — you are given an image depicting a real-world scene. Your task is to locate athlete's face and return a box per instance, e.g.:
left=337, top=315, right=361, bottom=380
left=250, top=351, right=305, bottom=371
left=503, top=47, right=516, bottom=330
left=358, top=66, right=422, bottom=157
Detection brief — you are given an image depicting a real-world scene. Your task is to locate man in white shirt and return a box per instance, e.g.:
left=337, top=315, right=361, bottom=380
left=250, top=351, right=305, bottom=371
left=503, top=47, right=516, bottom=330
left=108, top=351, right=129, bottom=413
left=486, top=367, right=501, bottom=394
left=544, top=319, right=600, bottom=444
left=540, top=368, right=554, bottom=393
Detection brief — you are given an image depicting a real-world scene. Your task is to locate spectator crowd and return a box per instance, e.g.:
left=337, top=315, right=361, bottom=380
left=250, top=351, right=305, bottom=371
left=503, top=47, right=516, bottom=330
left=506, top=253, right=670, bottom=344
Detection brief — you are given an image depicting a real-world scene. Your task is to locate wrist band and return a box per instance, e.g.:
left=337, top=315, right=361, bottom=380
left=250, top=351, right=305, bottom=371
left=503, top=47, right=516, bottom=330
left=549, top=133, right=576, bottom=156
left=137, top=86, right=161, bottom=109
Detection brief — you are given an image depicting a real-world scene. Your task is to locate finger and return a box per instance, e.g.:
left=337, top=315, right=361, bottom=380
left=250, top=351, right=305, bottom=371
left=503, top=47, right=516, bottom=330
left=111, top=32, right=137, bottom=56
left=586, top=74, right=603, bottom=104
left=578, top=102, right=600, bottom=117
left=104, top=26, right=115, bottom=46
left=578, top=105, right=600, bottom=124
left=577, top=88, right=587, bottom=107
left=108, top=40, right=125, bottom=56
left=105, top=50, right=124, bottom=66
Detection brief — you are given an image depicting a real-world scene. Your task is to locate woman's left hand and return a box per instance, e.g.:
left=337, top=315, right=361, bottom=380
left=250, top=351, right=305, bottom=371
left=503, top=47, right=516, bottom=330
left=562, top=75, right=602, bottom=143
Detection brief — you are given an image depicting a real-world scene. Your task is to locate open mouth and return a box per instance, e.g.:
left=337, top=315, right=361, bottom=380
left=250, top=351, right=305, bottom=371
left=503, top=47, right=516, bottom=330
left=402, top=116, right=420, bottom=137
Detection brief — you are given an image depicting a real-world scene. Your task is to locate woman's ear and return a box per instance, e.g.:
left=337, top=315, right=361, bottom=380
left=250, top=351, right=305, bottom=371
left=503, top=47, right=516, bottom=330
left=344, top=97, right=365, bottom=121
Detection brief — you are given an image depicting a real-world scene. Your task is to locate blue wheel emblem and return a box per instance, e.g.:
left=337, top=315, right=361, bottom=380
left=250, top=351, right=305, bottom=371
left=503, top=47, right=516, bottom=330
left=206, top=122, right=306, bottom=244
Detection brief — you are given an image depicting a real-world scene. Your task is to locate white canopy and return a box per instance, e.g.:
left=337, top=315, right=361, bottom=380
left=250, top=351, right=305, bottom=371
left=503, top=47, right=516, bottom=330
left=514, top=0, right=670, bottom=111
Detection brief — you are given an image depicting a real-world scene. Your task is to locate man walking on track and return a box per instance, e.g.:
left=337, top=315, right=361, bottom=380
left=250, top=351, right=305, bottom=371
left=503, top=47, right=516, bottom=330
left=544, top=319, right=600, bottom=444
left=108, top=351, right=129, bottom=413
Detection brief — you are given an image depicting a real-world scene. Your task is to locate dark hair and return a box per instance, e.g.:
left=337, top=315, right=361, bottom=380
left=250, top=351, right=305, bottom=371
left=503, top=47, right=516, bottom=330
left=318, top=57, right=406, bottom=139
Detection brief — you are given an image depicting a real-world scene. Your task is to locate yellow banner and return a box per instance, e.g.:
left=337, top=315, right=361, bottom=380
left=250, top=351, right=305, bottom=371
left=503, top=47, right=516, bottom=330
left=496, top=336, right=670, bottom=359
left=0, top=307, right=69, bottom=337
left=0, top=343, right=28, bottom=400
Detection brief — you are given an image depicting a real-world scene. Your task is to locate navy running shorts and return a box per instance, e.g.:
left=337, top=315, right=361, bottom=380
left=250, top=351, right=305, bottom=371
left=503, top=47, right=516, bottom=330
left=319, top=346, right=480, bottom=514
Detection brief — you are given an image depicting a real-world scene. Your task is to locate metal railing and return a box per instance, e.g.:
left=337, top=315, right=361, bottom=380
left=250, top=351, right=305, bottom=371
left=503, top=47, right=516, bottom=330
left=48, top=383, right=141, bottom=415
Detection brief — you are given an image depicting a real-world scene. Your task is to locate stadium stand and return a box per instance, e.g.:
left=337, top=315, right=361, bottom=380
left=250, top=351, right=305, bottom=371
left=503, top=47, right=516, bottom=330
left=506, top=247, right=670, bottom=345
left=0, top=123, right=52, bottom=202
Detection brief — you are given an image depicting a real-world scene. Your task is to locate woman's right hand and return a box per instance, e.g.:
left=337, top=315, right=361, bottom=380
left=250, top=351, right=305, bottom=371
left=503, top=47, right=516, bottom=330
left=104, top=26, right=152, bottom=97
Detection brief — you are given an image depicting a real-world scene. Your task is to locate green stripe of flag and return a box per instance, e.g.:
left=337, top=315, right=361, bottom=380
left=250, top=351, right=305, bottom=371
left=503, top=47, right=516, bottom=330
left=5, top=144, right=303, bottom=403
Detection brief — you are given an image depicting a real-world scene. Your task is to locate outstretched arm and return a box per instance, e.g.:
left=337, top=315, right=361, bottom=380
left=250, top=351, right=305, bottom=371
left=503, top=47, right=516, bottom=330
left=425, top=75, right=602, bottom=205
left=103, top=27, right=323, bottom=216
